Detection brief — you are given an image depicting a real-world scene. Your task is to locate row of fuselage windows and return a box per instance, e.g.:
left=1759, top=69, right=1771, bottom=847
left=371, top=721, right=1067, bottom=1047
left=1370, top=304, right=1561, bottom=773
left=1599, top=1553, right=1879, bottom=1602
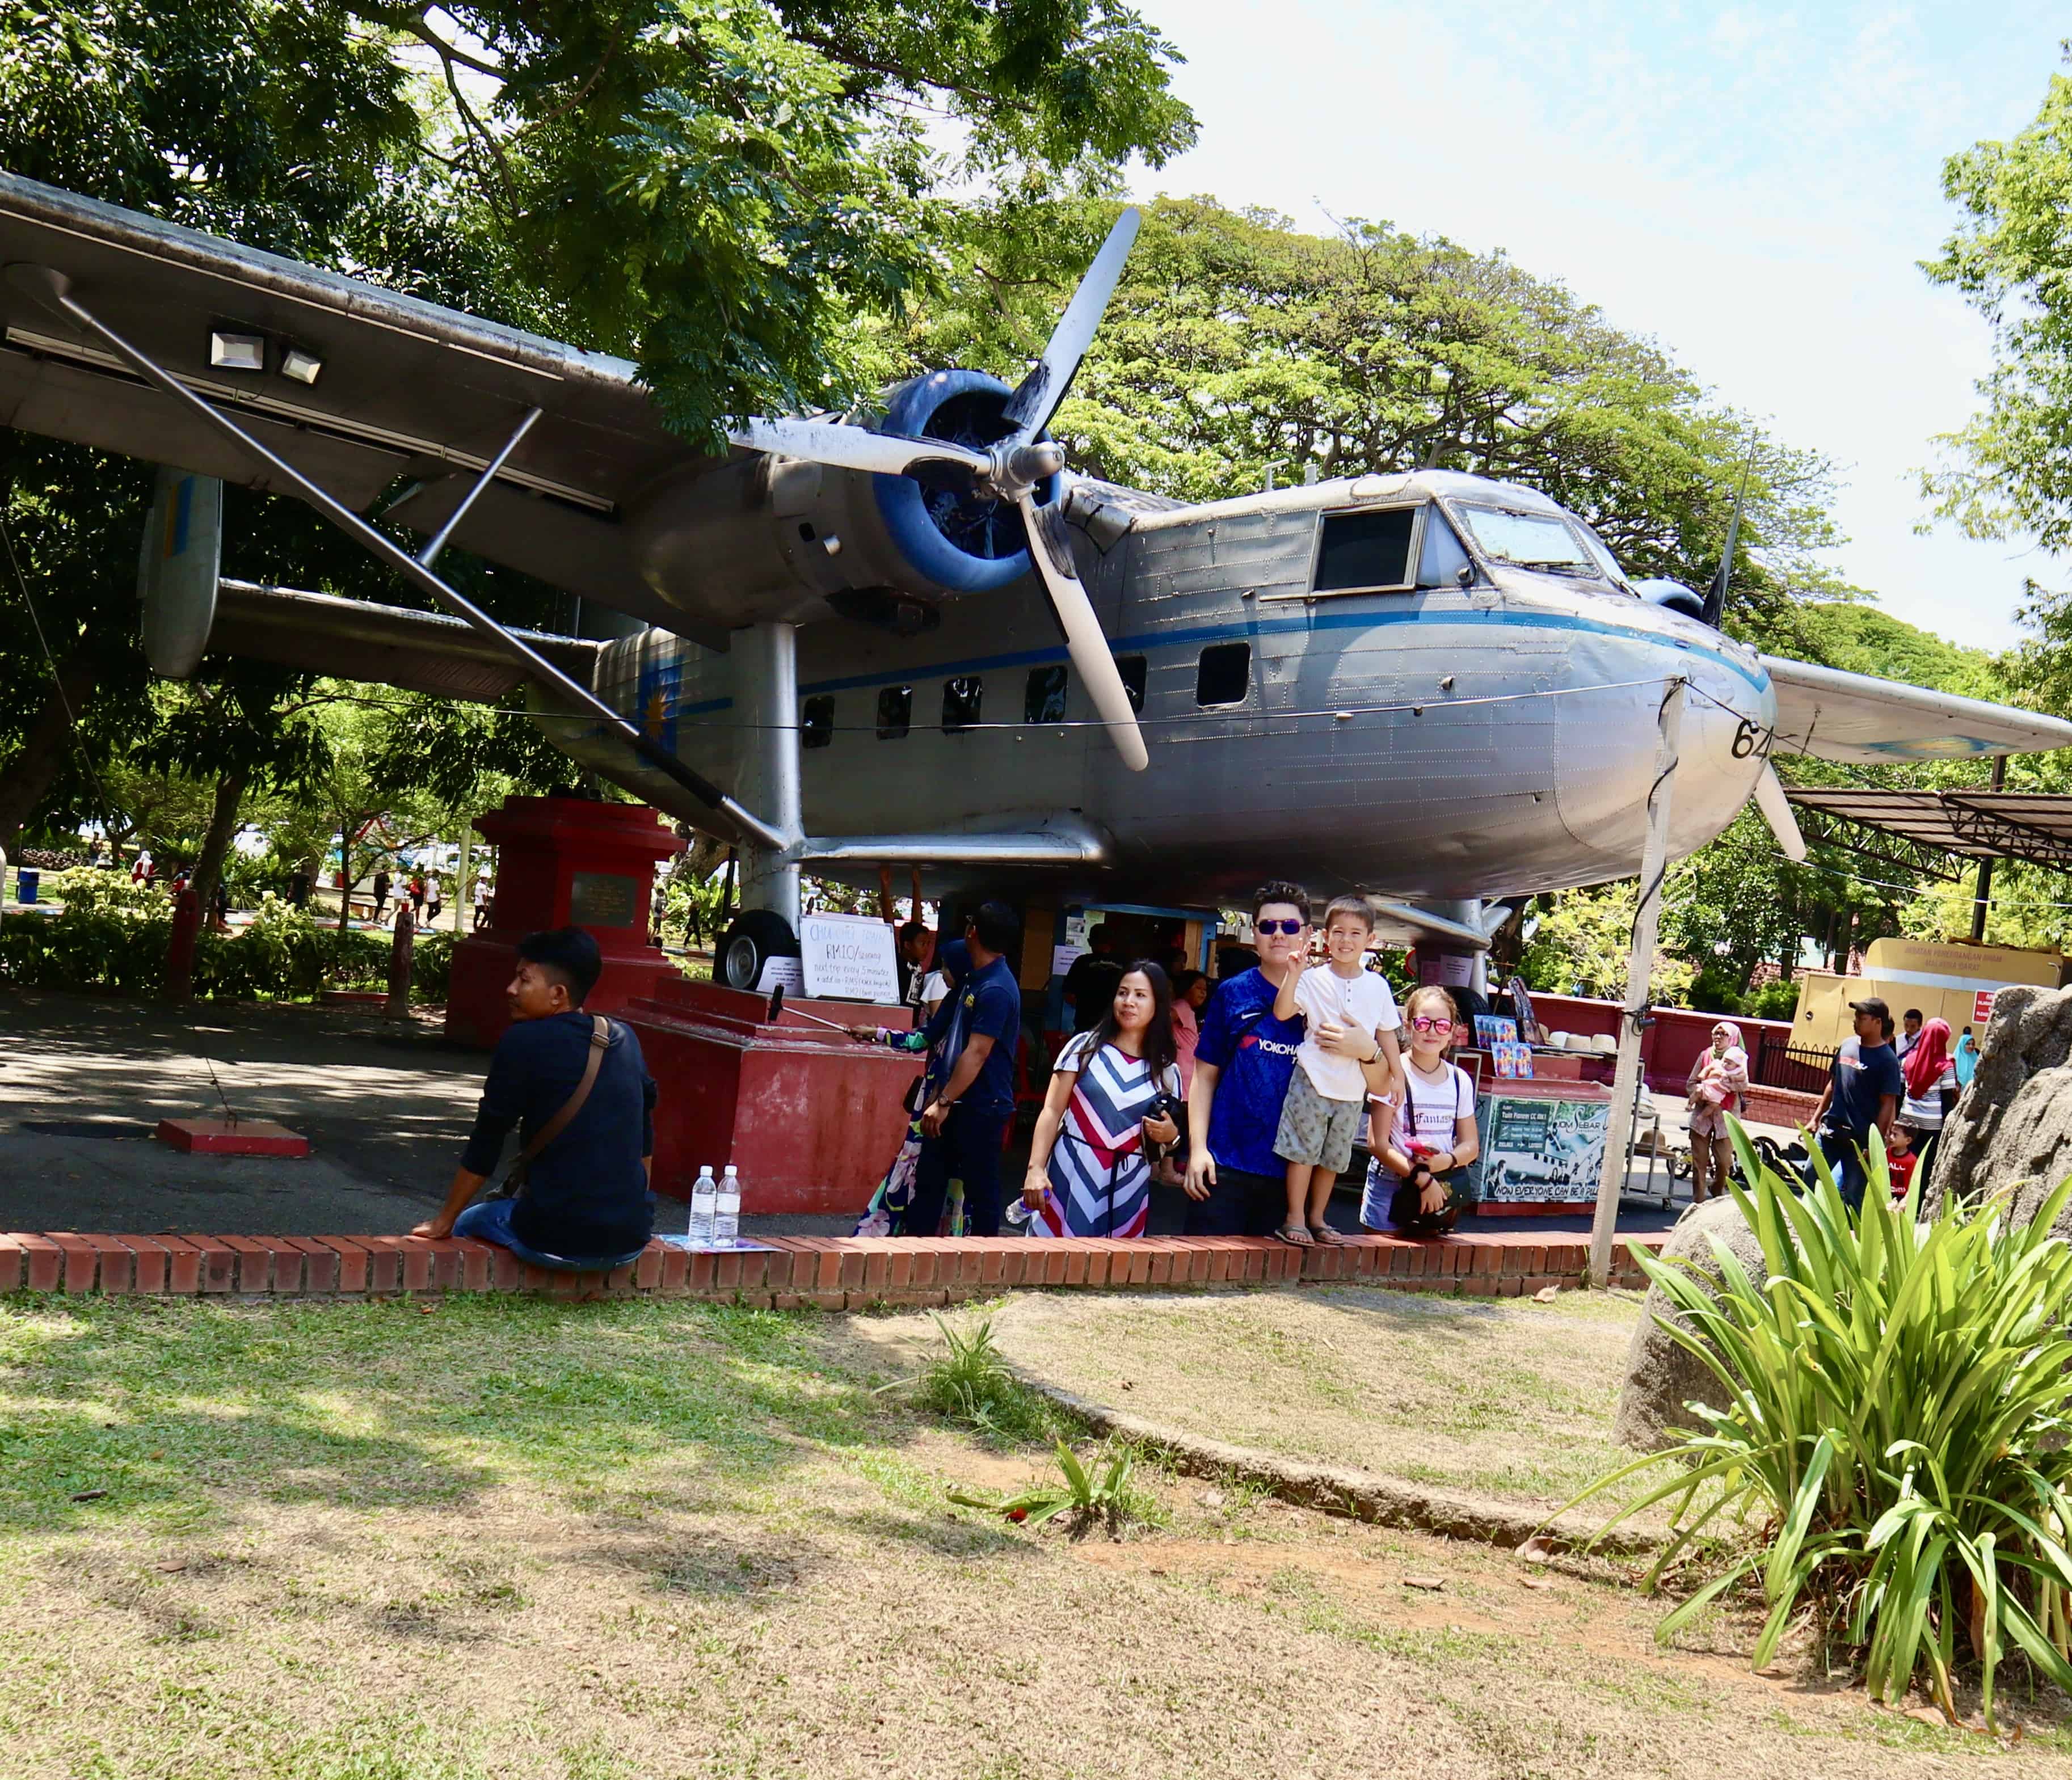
left=801, top=640, right=1253, bottom=748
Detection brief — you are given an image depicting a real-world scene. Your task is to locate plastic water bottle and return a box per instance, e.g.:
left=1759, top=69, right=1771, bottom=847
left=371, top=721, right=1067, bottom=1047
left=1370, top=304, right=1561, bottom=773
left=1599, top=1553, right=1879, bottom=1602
left=714, top=1165, right=742, bottom=1250
left=688, top=1166, right=716, bottom=1246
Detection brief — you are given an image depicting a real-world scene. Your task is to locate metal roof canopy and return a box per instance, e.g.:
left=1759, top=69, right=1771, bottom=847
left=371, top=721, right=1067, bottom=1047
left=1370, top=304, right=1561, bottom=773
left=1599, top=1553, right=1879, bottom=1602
left=1783, top=787, right=2072, bottom=875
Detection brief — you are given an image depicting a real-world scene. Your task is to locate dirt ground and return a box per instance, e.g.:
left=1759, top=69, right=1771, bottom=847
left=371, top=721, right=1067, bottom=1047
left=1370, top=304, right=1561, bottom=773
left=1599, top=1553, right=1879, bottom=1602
left=0, top=1293, right=2061, bottom=1779
left=981, top=1284, right=1646, bottom=1514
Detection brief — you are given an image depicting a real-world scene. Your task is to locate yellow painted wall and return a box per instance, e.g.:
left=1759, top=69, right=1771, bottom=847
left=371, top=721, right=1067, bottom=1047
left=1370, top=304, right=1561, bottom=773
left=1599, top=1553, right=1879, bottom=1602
left=1792, top=939, right=2063, bottom=1049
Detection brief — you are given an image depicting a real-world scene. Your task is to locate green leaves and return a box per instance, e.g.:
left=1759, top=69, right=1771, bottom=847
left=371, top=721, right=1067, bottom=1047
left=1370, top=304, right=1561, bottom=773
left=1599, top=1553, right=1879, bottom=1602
left=1560, top=1124, right=2072, bottom=1722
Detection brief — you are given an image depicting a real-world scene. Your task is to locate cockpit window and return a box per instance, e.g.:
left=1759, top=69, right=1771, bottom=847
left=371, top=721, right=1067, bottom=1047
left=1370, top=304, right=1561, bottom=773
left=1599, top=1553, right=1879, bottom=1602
left=1454, top=506, right=1593, bottom=573
left=1572, top=521, right=1630, bottom=588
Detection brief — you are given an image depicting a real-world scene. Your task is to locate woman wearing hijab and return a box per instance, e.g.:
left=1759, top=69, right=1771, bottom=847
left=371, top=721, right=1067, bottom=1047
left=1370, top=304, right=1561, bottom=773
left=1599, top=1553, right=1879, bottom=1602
left=1899, top=1016, right=1957, bottom=1180
left=1953, top=1026, right=1980, bottom=1090
left=1684, top=1020, right=1749, bottom=1204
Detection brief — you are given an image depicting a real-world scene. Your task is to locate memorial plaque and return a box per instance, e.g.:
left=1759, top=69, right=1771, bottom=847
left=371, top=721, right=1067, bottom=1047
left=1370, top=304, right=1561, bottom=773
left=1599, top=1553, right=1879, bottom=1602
left=800, top=912, right=902, bottom=1003
left=570, top=870, right=639, bottom=928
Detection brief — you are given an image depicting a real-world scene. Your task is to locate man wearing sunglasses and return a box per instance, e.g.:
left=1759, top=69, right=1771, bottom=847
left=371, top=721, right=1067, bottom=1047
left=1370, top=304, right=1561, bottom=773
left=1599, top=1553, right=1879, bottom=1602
left=1184, top=881, right=1383, bottom=1236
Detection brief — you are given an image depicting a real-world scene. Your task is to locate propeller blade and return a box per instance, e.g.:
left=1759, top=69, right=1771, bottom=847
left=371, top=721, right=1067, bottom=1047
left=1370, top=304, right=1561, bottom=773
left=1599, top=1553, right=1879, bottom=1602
left=1016, top=490, right=1149, bottom=772
left=1753, top=762, right=1808, bottom=862
left=728, top=417, right=988, bottom=482
left=1701, top=444, right=1757, bottom=629
left=1000, top=207, right=1143, bottom=443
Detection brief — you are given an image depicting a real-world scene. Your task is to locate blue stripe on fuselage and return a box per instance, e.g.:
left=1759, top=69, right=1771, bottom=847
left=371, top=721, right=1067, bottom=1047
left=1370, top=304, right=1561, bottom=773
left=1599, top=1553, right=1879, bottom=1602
left=661, top=605, right=1770, bottom=717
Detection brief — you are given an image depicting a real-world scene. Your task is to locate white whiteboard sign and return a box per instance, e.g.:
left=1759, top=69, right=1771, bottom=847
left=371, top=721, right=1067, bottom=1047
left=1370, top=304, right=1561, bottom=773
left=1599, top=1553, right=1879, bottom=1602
left=755, top=956, right=805, bottom=997
left=1051, top=943, right=1087, bottom=978
left=799, top=913, right=902, bottom=1003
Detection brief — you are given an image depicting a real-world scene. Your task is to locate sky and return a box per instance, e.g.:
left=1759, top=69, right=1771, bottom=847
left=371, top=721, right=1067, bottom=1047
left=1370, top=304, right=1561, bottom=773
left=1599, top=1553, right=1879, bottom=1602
left=1123, top=1, right=2069, bottom=651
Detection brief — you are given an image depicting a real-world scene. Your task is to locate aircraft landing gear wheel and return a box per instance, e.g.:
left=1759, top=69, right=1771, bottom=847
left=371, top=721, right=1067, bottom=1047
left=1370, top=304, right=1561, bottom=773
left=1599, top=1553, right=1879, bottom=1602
left=717, top=910, right=799, bottom=992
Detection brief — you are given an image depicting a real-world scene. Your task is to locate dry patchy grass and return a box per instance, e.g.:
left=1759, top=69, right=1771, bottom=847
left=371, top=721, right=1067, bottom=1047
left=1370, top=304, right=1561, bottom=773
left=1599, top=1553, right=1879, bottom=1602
left=983, top=1284, right=1644, bottom=1509
left=0, top=1293, right=2061, bottom=1778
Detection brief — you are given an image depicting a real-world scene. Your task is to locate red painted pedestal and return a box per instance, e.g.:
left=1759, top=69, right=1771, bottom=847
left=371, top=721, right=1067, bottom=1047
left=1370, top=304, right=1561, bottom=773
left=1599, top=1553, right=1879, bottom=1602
left=624, top=978, right=923, bottom=1215
left=155, top=1117, right=310, bottom=1158
left=446, top=795, right=686, bottom=1049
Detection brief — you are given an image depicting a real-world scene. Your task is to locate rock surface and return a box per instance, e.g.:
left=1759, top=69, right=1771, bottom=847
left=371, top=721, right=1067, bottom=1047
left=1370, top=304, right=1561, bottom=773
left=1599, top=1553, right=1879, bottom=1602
left=1611, top=1193, right=1769, bottom=1452
left=1926, top=983, right=2072, bottom=1239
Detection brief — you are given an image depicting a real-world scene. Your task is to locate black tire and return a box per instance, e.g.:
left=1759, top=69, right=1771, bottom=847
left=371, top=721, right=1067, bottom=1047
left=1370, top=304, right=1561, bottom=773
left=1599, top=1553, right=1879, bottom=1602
left=717, top=909, right=800, bottom=991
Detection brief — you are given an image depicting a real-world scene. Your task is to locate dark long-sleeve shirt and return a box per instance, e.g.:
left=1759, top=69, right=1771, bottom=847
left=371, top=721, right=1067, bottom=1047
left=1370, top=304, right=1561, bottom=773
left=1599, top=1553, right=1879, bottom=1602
left=462, top=1011, right=657, bottom=1258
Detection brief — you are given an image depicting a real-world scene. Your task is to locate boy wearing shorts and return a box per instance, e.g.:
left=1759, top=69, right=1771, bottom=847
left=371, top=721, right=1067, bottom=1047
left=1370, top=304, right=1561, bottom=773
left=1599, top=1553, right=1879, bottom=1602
left=1270, top=895, right=1403, bottom=1244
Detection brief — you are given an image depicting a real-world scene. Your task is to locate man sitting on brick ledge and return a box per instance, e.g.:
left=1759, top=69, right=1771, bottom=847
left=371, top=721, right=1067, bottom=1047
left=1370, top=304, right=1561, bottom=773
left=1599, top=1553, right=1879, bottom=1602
left=412, top=927, right=657, bottom=1270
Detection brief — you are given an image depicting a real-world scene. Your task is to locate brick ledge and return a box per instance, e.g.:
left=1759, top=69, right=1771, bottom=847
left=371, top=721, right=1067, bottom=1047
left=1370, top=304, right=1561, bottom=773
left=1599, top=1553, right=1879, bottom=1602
left=0, top=1230, right=1666, bottom=1303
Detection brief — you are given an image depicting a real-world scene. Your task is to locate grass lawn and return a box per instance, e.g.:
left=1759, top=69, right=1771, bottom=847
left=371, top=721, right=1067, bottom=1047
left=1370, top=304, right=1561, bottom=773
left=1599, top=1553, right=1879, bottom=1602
left=988, top=1284, right=1644, bottom=1511
left=0, top=1292, right=2065, bottom=1777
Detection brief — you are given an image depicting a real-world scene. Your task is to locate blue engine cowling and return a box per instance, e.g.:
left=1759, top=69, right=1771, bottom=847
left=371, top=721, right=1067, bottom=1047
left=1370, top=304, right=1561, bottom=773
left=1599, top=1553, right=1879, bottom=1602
left=624, top=367, right=1063, bottom=631
left=871, top=368, right=1060, bottom=594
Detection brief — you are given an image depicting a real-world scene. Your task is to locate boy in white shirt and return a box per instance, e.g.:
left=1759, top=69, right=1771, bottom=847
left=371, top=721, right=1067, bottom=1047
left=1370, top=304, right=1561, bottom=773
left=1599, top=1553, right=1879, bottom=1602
left=1270, top=895, right=1403, bottom=1245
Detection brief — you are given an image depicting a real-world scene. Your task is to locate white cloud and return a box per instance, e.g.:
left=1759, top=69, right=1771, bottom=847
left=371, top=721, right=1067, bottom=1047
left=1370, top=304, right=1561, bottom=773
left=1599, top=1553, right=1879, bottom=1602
left=1127, top=0, right=2068, bottom=650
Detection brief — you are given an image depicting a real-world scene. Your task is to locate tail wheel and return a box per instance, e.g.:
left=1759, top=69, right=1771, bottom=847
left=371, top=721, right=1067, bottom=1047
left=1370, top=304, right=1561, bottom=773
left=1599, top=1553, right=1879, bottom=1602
left=717, top=909, right=800, bottom=992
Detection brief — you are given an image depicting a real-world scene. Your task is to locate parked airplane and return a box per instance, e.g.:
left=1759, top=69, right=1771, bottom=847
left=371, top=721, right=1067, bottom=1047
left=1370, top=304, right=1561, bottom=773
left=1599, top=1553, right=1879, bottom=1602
left=2, top=171, right=2066, bottom=989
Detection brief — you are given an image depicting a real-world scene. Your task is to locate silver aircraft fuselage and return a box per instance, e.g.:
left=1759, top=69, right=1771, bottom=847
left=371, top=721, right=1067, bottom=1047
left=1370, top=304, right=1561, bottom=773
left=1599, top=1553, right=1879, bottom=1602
left=565, top=470, right=1774, bottom=907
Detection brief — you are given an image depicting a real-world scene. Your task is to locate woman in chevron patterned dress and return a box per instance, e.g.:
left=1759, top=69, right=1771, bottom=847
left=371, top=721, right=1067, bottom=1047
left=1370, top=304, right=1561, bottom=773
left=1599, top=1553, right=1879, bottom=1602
left=1020, top=961, right=1183, bottom=1239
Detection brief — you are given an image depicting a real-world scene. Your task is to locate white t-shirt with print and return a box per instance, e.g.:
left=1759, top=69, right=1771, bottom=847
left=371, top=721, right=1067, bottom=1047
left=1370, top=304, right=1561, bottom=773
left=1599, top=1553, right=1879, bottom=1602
left=1374, top=1060, right=1476, bottom=1166
left=1291, top=964, right=1401, bottom=1102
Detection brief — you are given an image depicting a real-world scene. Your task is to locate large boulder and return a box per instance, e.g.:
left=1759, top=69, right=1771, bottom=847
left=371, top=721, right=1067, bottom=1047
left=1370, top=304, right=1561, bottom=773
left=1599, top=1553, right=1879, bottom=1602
left=1926, top=983, right=2072, bottom=1241
left=1612, top=1194, right=1770, bottom=1452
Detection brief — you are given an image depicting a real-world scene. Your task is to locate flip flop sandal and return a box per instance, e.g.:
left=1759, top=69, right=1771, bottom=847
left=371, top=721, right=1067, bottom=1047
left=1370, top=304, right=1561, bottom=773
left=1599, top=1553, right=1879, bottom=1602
left=1308, top=1223, right=1351, bottom=1244
left=1274, top=1224, right=1315, bottom=1246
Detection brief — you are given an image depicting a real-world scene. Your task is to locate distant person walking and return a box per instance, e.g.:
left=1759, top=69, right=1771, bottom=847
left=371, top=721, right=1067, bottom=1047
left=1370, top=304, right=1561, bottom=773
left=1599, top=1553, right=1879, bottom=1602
left=473, top=874, right=492, bottom=930
left=904, top=902, right=1022, bottom=1237
left=1954, top=1026, right=1980, bottom=1089
left=1811, top=997, right=1903, bottom=1213
left=1683, top=1020, right=1749, bottom=1204
left=408, top=874, right=426, bottom=921
left=371, top=867, right=391, bottom=922
left=1061, top=924, right=1123, bottom=1035
left=130, top=849, right=152, bottom=885
left=1020, top=961, right=1182, bottom=1239
left=1899, top=1015, right=1957, bottom=1180
left=426, top=876, right=444, bottom=929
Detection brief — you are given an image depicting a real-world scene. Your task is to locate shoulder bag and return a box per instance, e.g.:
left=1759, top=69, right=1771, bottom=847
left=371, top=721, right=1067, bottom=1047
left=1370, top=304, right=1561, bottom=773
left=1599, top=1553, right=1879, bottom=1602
left=484, top=1015, right=613, bottom=1201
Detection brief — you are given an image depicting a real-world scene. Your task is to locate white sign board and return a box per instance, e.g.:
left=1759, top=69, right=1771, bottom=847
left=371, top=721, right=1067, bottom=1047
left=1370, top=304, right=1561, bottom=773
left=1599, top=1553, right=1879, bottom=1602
left=1051, top=943, right=1087, bottom=978
left=754, top=956, right=805, bottom=996
left=799, top=912, right=902, bottom=1003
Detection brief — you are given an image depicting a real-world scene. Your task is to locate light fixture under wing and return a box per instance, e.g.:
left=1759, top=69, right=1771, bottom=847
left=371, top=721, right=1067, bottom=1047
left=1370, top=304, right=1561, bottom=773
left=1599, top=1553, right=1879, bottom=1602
left=280, top=346, right=322, bottom=386
left=208, top=329, right=264, bottom=372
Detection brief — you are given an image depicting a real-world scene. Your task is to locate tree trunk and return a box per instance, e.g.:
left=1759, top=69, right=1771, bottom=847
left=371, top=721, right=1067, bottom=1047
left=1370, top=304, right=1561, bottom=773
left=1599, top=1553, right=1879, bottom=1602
left=189, top=764, right=250, bottom=928
left=0, top=655, right=99, bottom=857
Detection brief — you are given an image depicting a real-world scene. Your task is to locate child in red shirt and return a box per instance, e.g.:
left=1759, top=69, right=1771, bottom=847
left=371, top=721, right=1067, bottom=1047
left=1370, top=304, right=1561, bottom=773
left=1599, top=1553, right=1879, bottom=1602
left=1886, top=1123, right=1918, bottom=1200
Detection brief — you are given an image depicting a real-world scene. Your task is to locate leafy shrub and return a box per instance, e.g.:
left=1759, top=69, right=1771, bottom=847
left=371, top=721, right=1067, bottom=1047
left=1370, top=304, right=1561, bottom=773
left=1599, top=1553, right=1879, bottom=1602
left=0, top=883, right=454, bottom=1005
left=950, top=1439, right=1163, bottom=1539
left=1570, top=1127, right=2072, bottom=1724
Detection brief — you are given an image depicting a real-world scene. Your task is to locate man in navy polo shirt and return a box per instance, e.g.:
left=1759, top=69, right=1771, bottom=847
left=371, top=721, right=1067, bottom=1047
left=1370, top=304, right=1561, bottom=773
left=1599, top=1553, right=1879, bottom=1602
left=905, top=900, right=1022, bottom=1237
left=1184, top=880, right=1383, bottom=1237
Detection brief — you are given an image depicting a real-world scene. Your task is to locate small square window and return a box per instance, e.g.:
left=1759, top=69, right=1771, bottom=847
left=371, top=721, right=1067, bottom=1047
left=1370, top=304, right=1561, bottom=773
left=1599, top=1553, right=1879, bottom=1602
left=942, top=675, right=983, bottom=732
left=1025, top=664, right=1068, bottom=724
left=1196, top=642, right=1249, bottom=706
left=1315, top=507, right=1417, bottom=593
left=1118, top=656, right=1147, bottom=714
left=802, top=695, right=835, bottom=749
left=876, top=685, right=911, bottom=740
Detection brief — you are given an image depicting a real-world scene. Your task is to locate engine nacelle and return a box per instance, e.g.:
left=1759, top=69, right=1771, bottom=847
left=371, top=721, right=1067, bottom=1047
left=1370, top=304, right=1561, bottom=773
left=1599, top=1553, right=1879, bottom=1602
left=623, top=368, right=1058, bottom=634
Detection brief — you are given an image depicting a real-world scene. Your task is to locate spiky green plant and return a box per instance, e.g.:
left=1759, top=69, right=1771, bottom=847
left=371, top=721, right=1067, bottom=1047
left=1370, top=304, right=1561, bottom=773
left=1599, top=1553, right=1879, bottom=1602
left=949, top=1439, right=1148, bottom=1538
left=1564, top=1121, right=2072, bottom=1726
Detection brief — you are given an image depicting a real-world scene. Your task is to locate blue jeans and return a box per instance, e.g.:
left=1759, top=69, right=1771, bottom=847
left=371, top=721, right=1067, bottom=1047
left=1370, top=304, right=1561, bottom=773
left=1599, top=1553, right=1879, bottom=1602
left=903, top=1105, right=1009, bottom=1237
left=1817, top=1131, right=1868, bottom=1213
left=452, top=1198, right=650, bottom=1272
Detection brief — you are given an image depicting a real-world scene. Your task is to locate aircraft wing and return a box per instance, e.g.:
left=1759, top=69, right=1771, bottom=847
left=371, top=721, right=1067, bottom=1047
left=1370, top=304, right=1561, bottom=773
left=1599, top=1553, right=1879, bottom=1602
left=0, top=170, right=718, bottom=640
left=1761, top=656, right=2072, bottom=764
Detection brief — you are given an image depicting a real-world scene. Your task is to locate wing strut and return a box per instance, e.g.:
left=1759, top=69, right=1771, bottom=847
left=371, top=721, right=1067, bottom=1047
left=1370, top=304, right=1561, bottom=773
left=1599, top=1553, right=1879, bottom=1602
left=2, top=261, right=786, bottom=853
